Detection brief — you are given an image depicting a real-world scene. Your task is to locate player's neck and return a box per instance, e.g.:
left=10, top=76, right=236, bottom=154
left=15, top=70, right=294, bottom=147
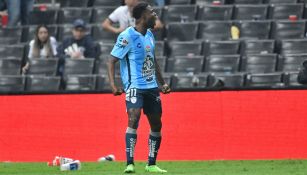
left=135, top=24, right=147, bottom=36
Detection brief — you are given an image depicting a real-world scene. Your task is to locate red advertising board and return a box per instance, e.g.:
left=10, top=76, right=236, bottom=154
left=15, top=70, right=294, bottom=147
left=0, top=90, right=307, bottom=161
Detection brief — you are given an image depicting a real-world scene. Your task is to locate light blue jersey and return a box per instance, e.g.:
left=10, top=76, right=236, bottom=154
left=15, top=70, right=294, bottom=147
left=111, top=27, right=158, bottom=91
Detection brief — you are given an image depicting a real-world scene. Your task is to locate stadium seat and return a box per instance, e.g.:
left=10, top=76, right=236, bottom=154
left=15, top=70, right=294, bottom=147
left=92, top=0, right=122, bottom=6
left=99, top=43, right=114, bottom=55
left=59, top=0, right=89, bottom=7
left=233, top=4, right=269, bottom=20
left=283, top=72, right=303, bottom=87
left=241, top=54, right=277, bottom=73
left=245, top=72, right=284, bottom=87
left=171, top=74, right=208, bottom=89
left=96, top=74, right=122, bottom=91
left=92, top=7, right=117, bottom=23
left=58, top=8, right=92, bottom=24
left=91, top=24, right=118, bottom=43
left=232, top=0, right=263, bottom=4
left=29, top=10, right=58, bottom=25
left=64, top=75, right=96, bottom=91
left=234, top=20, right=271, bottom=40
left=0, top=45, right=25, bottom=58
left=25, top=75, right=60, bottom=92
left=152, top=28, right=165, bottom=41
left=64, top=58, right=95, bottom=75
left=166, top=22, right=198, bottom=41
left=166, top=56, right=204, bottom=73
left=204, top=55, right=241, bottom=73
left=196, top=0, right=225, bottom=5
left=0, top=27, right=23, bottom=44
left=27, top=58, right=58, bottom=76
left=168, top=0, right=193, bottom=4
left=240, top=40, right=275, bottom=55
left=167, top=41, right=202, bottom=57
left=23, top=25, right=57, bottom=42
left=277, top=54, right=307, bottom=72
left=208, top=73, right=245, bottom=88
left=197, top=5, right=233, bottom=21
left=0, top=75, right=25, bottom=92
left=0, top=37, right=20, bottom=45
left=271, top=20, right=306, bottom=39
left=155, top=41, right=165, bottom=56
left=155, top=56, right=167, bottom=72
left=0, top=58, right=21, bottom=75
left=163, top=5, right=197, bottom=22
left=57, top=24, right=74, bottom=41
left=278, top=39, right=307, bottom=55
left=198, top=21, right=232, bottom=41
left=94, top=56, right=120, bottom=75
left=264, top=0, right=298, bottom=3
left=268, top=4, right=304, bottom=19
left=203, top=40, right=240, bottom=56
left=0, top=27, right=23, bottom=39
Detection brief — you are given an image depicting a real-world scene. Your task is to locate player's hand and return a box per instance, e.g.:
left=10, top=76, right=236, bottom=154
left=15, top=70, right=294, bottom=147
left=161, top=84, right=171, bottom=94
left=111, top=86, right=123, bottom=96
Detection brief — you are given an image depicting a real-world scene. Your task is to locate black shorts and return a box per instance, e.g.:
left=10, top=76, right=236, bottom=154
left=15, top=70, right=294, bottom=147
left=125, top=88, right=162, bottom=115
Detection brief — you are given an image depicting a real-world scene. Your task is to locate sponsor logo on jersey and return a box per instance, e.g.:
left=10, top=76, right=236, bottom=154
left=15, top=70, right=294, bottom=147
left=146, top=45, right=151, bottom=52
left=142, top=55, right=155, bottom=82
left=116, top=37, right=129, bottom=48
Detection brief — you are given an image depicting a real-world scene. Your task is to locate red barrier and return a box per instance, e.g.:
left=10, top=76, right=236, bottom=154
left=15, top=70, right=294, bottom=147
left=0, top=90, right=307, bottom=162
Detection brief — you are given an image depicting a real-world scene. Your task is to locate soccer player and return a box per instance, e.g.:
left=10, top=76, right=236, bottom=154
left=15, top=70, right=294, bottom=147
left=107, top=1, right=171, bottom=173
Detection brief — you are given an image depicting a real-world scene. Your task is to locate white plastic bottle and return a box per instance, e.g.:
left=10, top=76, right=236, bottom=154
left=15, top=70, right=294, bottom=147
left=60, top=160, right=81, bottom=171
left=98, top=154, right=115, bottom=162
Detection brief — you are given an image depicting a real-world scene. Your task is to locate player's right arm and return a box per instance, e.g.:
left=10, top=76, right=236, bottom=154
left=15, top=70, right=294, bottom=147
left=107, top=56, right=122, bottom=95
left=108, top=31, right=131, bottom=95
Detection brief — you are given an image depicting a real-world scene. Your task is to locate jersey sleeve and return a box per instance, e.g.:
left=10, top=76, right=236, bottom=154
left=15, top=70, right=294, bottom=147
left=110, top=32, right=130, bottom=60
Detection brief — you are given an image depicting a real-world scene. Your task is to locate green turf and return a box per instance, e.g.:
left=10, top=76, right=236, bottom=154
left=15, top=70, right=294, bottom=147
left=0, top=160, right=307, bottom=175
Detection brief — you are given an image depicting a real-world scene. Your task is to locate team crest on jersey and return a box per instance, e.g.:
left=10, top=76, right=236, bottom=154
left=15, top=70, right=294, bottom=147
left=131, top=97, right=137, bottom=104
left=142, top=55, right=155, bottom=82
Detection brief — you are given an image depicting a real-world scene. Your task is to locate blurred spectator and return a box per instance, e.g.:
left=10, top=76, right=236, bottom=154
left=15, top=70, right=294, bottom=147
left=0, top=0, right=6, bottom=11
left=102, top=0, right=163, bottom=34
left=22, top=24, right=58, bottom=74
left=57, top=19, right=97, bottom=74
left=5, top=0, right=34, bottom=26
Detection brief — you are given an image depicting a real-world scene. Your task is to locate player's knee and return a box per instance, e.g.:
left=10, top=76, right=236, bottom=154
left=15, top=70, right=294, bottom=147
left=151, top=121, right=162, bottom=132
left=128, top=109, right=141, bottom=129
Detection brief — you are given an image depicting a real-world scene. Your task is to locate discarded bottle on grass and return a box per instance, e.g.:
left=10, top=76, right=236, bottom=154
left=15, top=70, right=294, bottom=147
left=60, top=160, right=81, bottom=171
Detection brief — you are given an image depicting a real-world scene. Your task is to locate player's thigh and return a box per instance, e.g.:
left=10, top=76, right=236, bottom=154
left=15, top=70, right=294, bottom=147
left=126, top=88, right=144, bottom=128
left=143, top=88, right=162, bottom=131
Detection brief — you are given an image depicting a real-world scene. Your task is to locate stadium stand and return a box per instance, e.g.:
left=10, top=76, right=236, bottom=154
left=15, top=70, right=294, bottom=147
left=1, top=0, right=307, bottom=93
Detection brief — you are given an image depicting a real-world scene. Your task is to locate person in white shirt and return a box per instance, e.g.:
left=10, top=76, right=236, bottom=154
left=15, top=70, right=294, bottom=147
left=102, top=0, right=163, bottom=34
left=22, top=24, right=57, bottom=74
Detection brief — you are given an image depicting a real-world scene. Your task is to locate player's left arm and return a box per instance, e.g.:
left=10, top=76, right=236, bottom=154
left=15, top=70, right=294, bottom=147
left=154, top=55, right=171, bottom=94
